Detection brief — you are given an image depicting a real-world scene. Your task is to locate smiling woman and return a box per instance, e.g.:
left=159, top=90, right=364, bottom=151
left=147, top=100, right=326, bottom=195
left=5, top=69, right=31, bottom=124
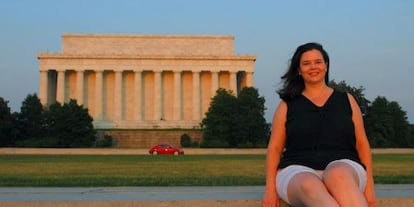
left=263, top=42, right=377, bottom=207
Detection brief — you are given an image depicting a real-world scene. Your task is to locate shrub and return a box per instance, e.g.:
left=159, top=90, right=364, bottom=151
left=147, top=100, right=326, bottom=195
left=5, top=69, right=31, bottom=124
left=95, top=135, right=113, bottom=148
left=180, top=134, right=192, bottom=147
left=191, top=141, right=200, bottom=148
left=15, top=136, right=59, bottom=148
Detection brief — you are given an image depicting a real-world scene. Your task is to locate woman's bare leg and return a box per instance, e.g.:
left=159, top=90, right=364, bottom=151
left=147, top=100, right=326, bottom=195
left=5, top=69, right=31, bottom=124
left=287, top=172, right=339, bottom=207
left=323, top=162, right=368, bottom=207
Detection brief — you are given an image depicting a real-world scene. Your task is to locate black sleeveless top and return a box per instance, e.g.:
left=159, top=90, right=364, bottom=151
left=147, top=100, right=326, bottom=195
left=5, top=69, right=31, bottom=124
left=278, top=90, right=365, bottom=170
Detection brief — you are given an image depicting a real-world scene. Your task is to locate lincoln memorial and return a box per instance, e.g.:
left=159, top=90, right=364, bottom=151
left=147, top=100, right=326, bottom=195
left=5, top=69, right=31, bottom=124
left=37, top=34, right=256, bottom=131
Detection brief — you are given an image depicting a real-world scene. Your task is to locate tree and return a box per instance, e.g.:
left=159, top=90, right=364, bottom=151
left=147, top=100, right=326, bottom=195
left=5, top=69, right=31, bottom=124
left=201, top=87, right=270, bottom=148
left=201, top=88, right=236, bottom=147
left=408, top=124, right=414, bottom=147
left=364, top=96, right=411, bottom=147
left=15, top=94, right=45, bottom=141
left=180, top=134, right=192, bottom=147
left=44, top=99, right=96, bottom=147
left=387, top=101, right=411, bottom=146
left=0, top=97, right=16, bottom=146
left=232, top=87, right=269, bottom=147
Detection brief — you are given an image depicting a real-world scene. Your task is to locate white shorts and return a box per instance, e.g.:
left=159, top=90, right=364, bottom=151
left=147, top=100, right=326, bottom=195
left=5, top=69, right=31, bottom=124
left=276, top=159, right=367, bottom=205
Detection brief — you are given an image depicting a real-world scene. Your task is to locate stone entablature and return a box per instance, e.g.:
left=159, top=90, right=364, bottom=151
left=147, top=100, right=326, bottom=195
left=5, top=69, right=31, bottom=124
left=37, top=55, right=256, bottom=73
left=61, top=34, right=235, bottom=56
left=37, top=34, right=256, bottom=129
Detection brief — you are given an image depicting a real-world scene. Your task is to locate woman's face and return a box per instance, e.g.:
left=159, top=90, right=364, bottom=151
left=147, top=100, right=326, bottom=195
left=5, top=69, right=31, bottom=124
left=298, top=49, right=328, bottom=85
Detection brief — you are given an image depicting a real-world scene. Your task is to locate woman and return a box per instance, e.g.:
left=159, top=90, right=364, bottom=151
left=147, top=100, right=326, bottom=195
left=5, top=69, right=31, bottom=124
left=262, top=42, right=377, bottom=207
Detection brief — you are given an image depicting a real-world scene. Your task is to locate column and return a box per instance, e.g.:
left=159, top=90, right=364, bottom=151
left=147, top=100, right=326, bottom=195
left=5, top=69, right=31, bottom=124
left=229, top=71, right=237, bottom=96
left=192, top=71, right=200, bottom=121
left=76, top=70, right=84, bottom=105
left=246, top=72, right=254, bottom=87
left=95, top=71, right=103, bottom=120
left=153, top=70, right=162, bottom=120
left=56, top=70, right=65, bottom=104
left=114, top=71, right=122, bottom=121
left=39, top=70, right=48, bottom=105
left=173, top=71, right=182, bottom=120
left=211, top=71, right=219, bottom=97
left=134, top=70, right=142, bottom=121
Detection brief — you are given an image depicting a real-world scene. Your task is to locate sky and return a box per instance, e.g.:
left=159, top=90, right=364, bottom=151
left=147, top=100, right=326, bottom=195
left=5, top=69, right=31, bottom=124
left=1, top=0, right=413, bottom=123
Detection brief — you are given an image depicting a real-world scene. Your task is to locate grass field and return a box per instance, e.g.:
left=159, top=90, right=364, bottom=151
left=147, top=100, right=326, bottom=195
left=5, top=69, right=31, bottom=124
left=0, top=154, right=412, bottom=186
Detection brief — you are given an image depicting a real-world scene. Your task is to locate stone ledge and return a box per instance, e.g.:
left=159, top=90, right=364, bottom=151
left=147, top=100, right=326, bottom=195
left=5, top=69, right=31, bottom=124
left=2, top=198, right=414, bottom=207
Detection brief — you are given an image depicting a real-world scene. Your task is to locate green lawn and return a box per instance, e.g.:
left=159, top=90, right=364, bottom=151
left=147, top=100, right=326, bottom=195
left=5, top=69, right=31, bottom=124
left=372, top=154, right=414, bottom=184
left=0, top=154, right=412, bottom=186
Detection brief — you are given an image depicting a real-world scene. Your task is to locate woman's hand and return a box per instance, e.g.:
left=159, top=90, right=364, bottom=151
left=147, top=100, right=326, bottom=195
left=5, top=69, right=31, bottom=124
left=367, top=200, right=377, bottom=207
left=262, top=189, right=279, bottom=207
left=365, top=188, right=377, bottom=207
left=366, top=193, right=377, bottom=207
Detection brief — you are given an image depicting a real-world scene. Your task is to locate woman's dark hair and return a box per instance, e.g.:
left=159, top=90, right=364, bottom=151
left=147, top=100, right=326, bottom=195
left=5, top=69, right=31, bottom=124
left=277, top=42, right=330, bottom=101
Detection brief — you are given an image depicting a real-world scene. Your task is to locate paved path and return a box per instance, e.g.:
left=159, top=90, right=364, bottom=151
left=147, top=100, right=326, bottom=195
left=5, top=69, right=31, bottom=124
left=1, top=185, right=413, bottom=202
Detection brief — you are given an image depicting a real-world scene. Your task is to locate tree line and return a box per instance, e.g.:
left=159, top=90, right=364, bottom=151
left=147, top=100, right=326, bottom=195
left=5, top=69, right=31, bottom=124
left=1, top=80, right=413, bottom=148
left=329, top=80, right=414, bottom=147
left=0, top=94, right=96, bottom=147
left=201, top=81, right=414, bottom=148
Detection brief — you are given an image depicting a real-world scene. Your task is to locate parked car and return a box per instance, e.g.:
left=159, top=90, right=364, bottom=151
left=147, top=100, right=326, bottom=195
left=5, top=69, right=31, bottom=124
left=148, top=144, right=184, bottom=155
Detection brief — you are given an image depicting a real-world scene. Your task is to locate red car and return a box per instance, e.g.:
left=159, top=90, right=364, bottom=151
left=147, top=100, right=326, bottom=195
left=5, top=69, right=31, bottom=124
left=148, top=144, right=184, bottom=155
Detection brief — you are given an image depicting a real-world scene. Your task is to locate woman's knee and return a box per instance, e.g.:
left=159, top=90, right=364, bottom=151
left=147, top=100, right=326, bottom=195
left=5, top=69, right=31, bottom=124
left=288, top=172, right=339, bottom=206
left=288, top=173, right=324, bottom=199
left=323, top=163, right=359, bottom=189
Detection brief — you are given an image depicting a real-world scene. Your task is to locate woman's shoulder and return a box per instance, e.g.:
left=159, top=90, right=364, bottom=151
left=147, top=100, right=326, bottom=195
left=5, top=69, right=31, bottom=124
left=271, top=100, right=288, bottom=125
left=332, top=89, right=352, bottom=101
left=331, top=90, right=357, bottom=114
left=333, top=90, right=356, bottom=103
left=274, top=100, right=288, bottom=116
left=332, top=89, right=347, bottom=96
left=276, top=100, right=288, bottom=110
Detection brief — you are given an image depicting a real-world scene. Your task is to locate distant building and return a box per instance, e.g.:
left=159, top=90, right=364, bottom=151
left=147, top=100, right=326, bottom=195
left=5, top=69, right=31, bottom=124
left=37, top=34, right=256, bottom=130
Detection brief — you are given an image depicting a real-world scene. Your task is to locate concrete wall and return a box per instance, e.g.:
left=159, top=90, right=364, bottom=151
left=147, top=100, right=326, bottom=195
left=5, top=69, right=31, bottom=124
left=105, top=129, right=203, bottom=148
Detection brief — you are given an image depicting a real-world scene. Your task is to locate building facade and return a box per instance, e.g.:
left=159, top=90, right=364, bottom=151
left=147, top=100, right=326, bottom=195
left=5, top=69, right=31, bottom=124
left=37, top=34, right=256, bottom=129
